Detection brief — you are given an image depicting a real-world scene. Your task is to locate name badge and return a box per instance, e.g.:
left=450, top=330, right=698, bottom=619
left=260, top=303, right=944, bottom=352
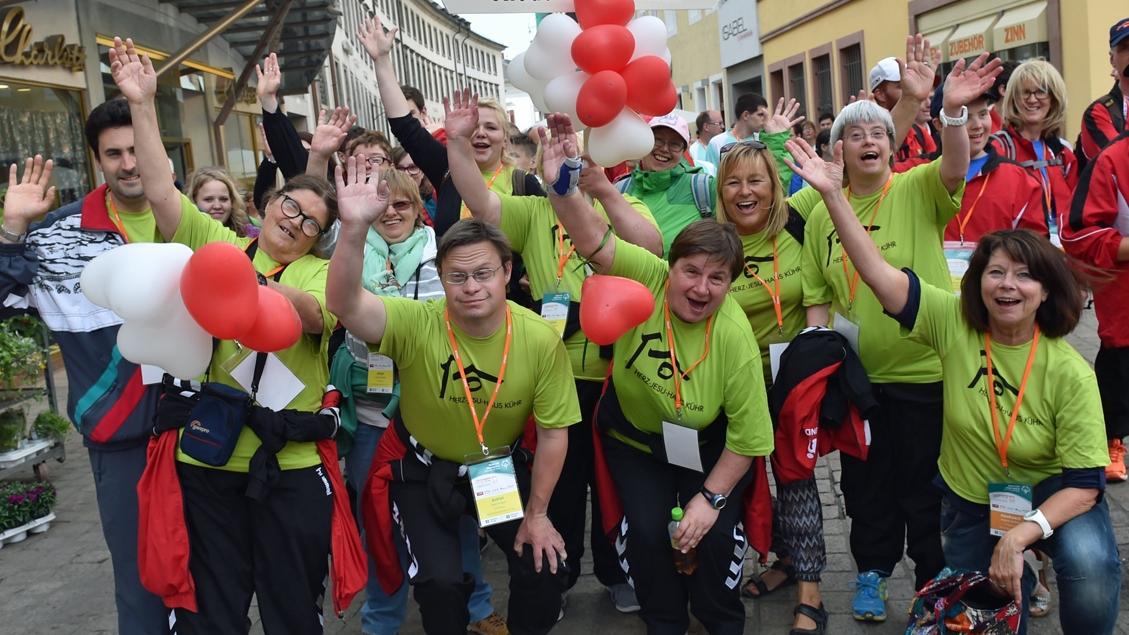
left=988, top=482, right=1033, bottom=537
left=832, top=313, right=860, bottom=354
left=944, top=241, right=974, bottom=295
left=540, top=291, right=570, bottom=337
left=140, top=364, right=167, bottom=385
left=661, top=421, right=703, bottom=472
left=466, top=450, right=525, bottom=527
left=229, top=352, right=305, bottom=411
left=366, top=353, right=394, bottom=394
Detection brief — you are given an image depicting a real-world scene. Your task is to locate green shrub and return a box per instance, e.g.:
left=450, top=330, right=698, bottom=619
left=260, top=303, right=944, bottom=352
left=0, top=319, right=44, bottom=388
left=0, top=408, right=23, bottom=452
left=0, top=481, right=56, bottom=531
left=33, top=410, right=70, bottom=442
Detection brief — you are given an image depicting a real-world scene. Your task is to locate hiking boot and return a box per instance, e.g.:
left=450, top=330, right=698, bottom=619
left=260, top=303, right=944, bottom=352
left=608, top=583, right=641, bottom=613
left=852, top=570, right=888, bottom=622
left=1107, top=439, right=1127, bottom=482
left=469, top=612, right=509, bottom=635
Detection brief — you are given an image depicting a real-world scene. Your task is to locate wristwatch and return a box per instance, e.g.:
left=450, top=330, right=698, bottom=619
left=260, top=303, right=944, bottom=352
left=700, top=485, right=727, bottom=510
left=939, top=105, right=969, bottom=127
left=0, top=222, right=26, bottom=243
left=1022, top=508, right=1054, bottom=539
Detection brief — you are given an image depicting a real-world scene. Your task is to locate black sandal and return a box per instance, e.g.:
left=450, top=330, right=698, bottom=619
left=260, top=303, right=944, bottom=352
left=789, top=602, right=828, bottom=635
left=741, top=560, right=797, bottom=599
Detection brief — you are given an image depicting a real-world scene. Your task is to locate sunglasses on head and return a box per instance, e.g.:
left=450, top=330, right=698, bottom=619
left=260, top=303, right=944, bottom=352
left=719, top=139, right=767, bottom=159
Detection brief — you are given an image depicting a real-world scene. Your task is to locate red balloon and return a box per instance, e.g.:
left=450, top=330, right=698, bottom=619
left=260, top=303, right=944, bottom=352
left=181, top=242, right=258, bottom=339
left=580, top=275, right=655, bottom=346
left=571, top=25, right=634, bottom=75
left=621, top=56, right=674, bottom=115
left=577, top=71, right=628, bottom=128
left=238, top=286, right=303, bottom=353
left=575, top=0, right=635, bottom=29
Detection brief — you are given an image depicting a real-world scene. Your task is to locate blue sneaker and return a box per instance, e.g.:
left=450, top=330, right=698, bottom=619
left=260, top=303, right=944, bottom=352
left=852, top=570, right=888, bottom=622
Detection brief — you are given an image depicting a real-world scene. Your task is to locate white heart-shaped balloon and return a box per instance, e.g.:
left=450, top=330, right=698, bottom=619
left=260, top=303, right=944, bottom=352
left=588, top=110, right=655, bottom=167
left=116, top=294, right=212, bottom=380
left=627, top=16, right=669, bottom=62
left=523, top=41, right=575, bottom=81
left=81, top=243, right=194, bottom=321
left=544, top=71, right=588, bottom=123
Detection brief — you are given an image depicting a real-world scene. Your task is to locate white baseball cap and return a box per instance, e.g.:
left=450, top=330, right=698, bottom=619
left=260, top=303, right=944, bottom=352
left=868, top=57, right=900, bottom=92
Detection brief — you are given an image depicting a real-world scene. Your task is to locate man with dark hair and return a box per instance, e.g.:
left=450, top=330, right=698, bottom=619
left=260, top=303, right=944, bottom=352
left=818, top=111, right=834, bottom=130
left=0, top=98, right=172, bottom=634
left=690, top=109, right=723, bottom=175
left=509, top=132, right=538, bottom=172
left=1076, top=17, right=1129, bottom=171
left=705, top=93, right=769, bottom=166
left=401, top=84, right=426, bottom=117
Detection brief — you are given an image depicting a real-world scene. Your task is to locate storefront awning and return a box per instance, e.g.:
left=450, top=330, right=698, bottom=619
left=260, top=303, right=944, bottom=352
left=165, top=0, right=337, bottom=95
left=946, top=14, right=998, bottom=60
left=993, top=1, right=1048, bottom=52
left=922, top=27, right=955, bottom=64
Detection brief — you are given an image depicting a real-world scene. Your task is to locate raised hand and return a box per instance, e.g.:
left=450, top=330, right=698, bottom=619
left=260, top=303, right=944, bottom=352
left=783, top=137, right=844, bottom=196
left=537, top=113, right=580, bottom=188
left=310, top=107, right=357, bottom=157
left=763, top=97, right=805, bottom=135
left=335, top=154, right=389, bottom=228
left=108, top=37, right=156, bottom=104
left=898, top=33, right=940, bottom=103
left=3, top=156, right=56, bottom=233
left=255, top=52, right=282, bottom=112
left=847, top=89, right=874, bottom=105
left=442, top=88, right=480, bottom=141
left=357, top=14, right=397, bottom=62
left=942, top=52, right=1003, bottom=110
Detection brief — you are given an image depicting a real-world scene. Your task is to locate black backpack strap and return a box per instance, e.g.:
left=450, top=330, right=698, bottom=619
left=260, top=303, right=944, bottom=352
left=511, top=168, right=527, bottom=197
left=783, top=205, right=805, bottom=245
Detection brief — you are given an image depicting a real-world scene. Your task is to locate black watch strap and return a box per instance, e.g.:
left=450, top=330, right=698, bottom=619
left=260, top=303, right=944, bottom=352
left=700, top=485, right=726, bottom=509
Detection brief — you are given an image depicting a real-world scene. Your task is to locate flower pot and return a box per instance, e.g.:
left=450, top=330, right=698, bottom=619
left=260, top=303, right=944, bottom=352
left=0, top=408, right=23, bottom=453
left=0, top=512, right=55, bottom=549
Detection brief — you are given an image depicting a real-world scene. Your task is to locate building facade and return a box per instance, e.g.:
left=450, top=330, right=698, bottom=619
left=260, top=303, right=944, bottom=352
left=718, top=0, right=764, bottom=121
left=659, top=8, right=725, bottom=118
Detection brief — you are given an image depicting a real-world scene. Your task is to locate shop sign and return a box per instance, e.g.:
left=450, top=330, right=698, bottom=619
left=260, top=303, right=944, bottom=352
left=949, top=34, right=985, bottom=58
left=718, top=0, right=761, bottom=67
left=0, top=7, right=84, bottom=72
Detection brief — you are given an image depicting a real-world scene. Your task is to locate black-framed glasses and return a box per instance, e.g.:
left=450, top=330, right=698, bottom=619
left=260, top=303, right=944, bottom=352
left=367, top=155, right=391, bottom=167
left=441, top=265, right=503, bottom=285
left=279, top=193, right=325, bottom=237
left=652, top=139, right=687, bottom=152
left=719, top=139, right=767, bottom=159
left=395, top=163, right=421, bottom=176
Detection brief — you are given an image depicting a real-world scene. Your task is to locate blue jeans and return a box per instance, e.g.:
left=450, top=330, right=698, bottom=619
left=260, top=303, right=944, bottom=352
left=345, top=423, right=494, bottom=635
left=939, top=477, right=1121, bottom=635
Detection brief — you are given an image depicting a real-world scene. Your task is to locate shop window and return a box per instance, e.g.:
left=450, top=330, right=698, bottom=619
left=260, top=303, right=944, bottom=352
left=788, top=63, right=806, bottom=106
left=770, top=69, right=784, bottom=105
left=223, top=113, right=258, bottom=187
left=0, top=80, right=91, bottom=206
left=812, top=54, right=833, bottom=116
left=839, top=43, right=864, bottom=100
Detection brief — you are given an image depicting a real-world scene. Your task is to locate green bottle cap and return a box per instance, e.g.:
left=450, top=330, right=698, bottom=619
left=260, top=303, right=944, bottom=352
left=671, top=506, right=684, bottom=521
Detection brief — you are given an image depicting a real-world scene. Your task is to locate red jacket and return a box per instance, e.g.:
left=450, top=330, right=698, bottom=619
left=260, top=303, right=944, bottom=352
left=896, top=123, right=938, bottom=163
left=990, top=127, right=1078, bottom=233
left=944, top=148, right=1047, bottom=244
left=1078, top=83, right=1128, bottom=168
left=1061, top=133, right=1129, bottom=347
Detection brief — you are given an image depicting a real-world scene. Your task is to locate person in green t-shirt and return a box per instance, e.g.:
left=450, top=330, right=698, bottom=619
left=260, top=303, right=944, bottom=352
left=793, top=44, right=1001, bottom=621
left=327, top=156, right=580, bottom=633
left=444, top=89, right=662, bottom=610
left=792, top=136, right=1119, bottom=633
left=537, top=112, right=774, bottom=634
left=113, top=39, right=344, bottom=633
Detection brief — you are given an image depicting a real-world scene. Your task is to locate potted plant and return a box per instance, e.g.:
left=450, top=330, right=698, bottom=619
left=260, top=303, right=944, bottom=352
left=0, top=480, right=57, bottom=545
left=0, top=317, right=45, bottom=397
left=0, top=407, right=22, bottom=452
left=33, top=410, right=71, bottom=443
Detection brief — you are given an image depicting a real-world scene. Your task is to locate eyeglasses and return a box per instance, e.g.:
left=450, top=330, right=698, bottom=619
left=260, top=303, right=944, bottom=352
left=652, top=139, right=687, bottom=152
left=395, top=163, right=421, bottom=176
left=390, top=200, right=415, bottom=212
left=279, top=193, right=325, bottom=237
left=706, top=120, right=724, bottom=128
left=442, top=265, right=503, bottom=285
left=367, top=155, right=391, bottom=167
left=844, top=129, right=890, bottom=143
left=719, top=139, right=767, bottom=158
left=1020, top=88, right=1049, bottom=101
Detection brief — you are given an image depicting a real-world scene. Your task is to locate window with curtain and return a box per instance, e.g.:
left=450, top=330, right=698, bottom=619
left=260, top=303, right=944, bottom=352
left=0, top=81, right=90, bottom=206
left=813, top=54, right=833, bottom=115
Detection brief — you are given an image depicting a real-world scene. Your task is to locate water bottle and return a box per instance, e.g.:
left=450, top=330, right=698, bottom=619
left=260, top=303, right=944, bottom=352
left=668, top=506, right=698, bottom=575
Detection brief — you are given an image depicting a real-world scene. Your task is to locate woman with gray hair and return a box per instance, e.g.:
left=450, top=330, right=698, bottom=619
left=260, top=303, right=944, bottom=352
left=795, top=46, right=1001, bottom=624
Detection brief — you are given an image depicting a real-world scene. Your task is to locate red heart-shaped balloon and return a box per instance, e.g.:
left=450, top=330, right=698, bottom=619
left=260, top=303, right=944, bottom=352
left=580, top=274, right=656, bottom=345
left=577, top=70, right=628, bottom=128
left=575, top=0, right=635, bottom=29
left=238, top=285, right=303, bottom=353
left=621, top=56, right=675, bottom=115
left=571, top=25, right=635, bottom=75
left=180, top=242, right=259, bottom=340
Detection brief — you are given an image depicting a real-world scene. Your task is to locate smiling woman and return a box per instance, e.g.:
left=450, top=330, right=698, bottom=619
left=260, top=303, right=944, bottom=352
left=186, top=167, right=253, bottom=237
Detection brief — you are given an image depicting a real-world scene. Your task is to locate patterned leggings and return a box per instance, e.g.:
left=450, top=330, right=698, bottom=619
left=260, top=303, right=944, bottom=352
left=771, top=478, right=826, bottom=582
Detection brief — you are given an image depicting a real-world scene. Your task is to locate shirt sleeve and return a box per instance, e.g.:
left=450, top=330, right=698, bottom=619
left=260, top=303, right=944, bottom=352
left=913, top=158, right=964, bottom=226
left=1061, top=146, right=1126, bottom=269
left=608, top=236, right=669, bottom=293
left=1053, top=367, right=1111, bottom=470
left=388, top=114, right=449, bottom=195
left=722, top=357, right=774, bottom=456
left=760, top=131, right=794, bottom=191
left=262, top=108, right=310, bottom=180
left=376, top=296, right=429, bottom=371
left=903, top=275, right=961, bottom=355
left=800, top=210, right=833, bottom=307
left=171, top=194, right=244, bottom=250
left=288, top=256, right=336, bottom=338
left=532, top=335, right=581, bottom=429
left=786, top=186, right=823, bottom=220
left=498, top=195, right=540, bottom=253
left=1080, top=101, right=1119, bottom=163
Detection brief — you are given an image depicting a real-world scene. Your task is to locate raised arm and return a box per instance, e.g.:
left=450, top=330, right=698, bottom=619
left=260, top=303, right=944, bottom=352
left=109, top=37, right=179, bottom=240
left=0, top=156, right=56, bottom=243
left=760, top=97, right=804, bottom=188
left=326, top=154, right=391, bottom=344
left=444, top=89, right=502, bottom=224
left=357, top=15, right=411, bottom=119
left=785, top=138, right=909, bottom=314
left=539, top=113, right=617, bottom=272
left=306, top=107, right=356, bottom=177
left=938, top=52, right=1002, bottom=193
left=889, top=35, right=936, bottom=153
left=256, top=53, right=311, bottom=179
left=577, top=154, right=662, bottom=256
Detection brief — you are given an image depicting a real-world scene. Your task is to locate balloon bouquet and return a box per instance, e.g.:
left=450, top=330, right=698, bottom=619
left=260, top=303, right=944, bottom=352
left=81, top=242, right=302, bottom=379
left=508, top=0, right=677, bottom=168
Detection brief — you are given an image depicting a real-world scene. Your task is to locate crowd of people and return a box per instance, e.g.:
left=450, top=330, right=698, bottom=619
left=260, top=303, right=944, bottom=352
left=0, top=12, right=1127, bottom=635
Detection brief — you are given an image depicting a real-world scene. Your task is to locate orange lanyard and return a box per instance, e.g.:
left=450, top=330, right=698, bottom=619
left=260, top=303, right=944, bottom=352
left=243, top=238, right=285, bottom=278
left=957, top=172, right=992, bottom=245
left=841, top=177, right=893, bottom=309
left=661, top=284, right=714, bottom=418
left=107, top=195, right=133, bottom=244
left=444, top=305, right=513, bottom=455
left=460, top=164, right=505, bottom=219
left=984, top=327, right=1040, bottom=475
left=743, top=237, right=782, bottom=332
left=555, top=225, right=576, bottom=282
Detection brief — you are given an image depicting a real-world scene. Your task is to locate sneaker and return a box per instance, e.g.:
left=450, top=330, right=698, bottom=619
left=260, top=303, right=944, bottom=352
left=469, top=612, right=509, bottom=635
left=852, top=570, right=888, bottom=622
left=556, top=592, right=568, bottom=623
left=1107, top=439, right=1127, bottom=482
left=608, top=583, right=641, bottom=613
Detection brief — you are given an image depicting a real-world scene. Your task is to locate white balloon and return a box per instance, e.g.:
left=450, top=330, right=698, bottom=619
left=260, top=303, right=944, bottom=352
left=523, top=41, right=575, bottom=81
left=544, top=71, right=587, bottom=121
left=588, top=111, right=656, bottom=167
left=627, top=16, right=669, bottom=61
left=81, top=243, right=194, bottom=321
left=508, top=52, right=534, bottom=92
left=534, top=13, right=582, bottom=51
left=661, top=48, right=672, bottom=66
left=116, top=295, right=211, bottom=380
left=526, top=78, right=551, bottom=114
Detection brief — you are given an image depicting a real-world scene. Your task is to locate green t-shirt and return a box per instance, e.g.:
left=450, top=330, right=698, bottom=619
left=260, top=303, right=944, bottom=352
left=606, top=239, right=774, bottom=457
left=787, top=186, right=823, bottom=220
left=172, top=196, right=337, bottom=472
left=907, top=281, right=1109, bottom=504
left=378, top=298, right=580, bottom=462
left=729, top=227, right=806, bottom=379
left=498, top=193, right=658, bottom=382
left=107, top=192, right=162, bottom=243
left=801, top=160, right=964, bottom=383
left=624, top=162, right=716, bottom=255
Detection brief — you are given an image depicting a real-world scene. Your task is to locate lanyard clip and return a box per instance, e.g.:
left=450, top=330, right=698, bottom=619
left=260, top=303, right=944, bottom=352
left=481, top=443, right=490, bottom=456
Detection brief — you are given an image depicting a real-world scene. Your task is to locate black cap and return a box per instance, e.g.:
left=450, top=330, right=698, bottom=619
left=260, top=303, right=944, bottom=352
left=1111, top=17, right=1129, bottom=48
